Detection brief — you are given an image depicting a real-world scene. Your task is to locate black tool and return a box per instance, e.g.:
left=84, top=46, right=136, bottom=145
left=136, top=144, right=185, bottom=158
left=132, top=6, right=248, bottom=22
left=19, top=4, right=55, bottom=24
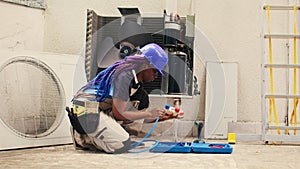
left=193, top=121, right=204, bottom=143
left=66, top=106, right=86, bottom=134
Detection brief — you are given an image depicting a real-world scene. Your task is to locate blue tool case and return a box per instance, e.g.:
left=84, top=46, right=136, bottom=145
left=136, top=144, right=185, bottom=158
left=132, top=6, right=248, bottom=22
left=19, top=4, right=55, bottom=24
left=150, top=142, right=233, bottom=154
left=191, top=143, right=233, bottom=154
left=150, top=142, right=192, bottom=153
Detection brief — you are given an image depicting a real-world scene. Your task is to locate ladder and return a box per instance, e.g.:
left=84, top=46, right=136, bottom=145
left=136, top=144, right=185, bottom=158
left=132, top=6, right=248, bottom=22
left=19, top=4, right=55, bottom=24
left=262, top=1, right=300, bottom=143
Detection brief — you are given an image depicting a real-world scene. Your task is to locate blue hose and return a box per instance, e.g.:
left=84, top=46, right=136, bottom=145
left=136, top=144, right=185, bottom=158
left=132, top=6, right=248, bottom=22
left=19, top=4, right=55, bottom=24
left=129, top=116, right=160, bottom=153
left=128, top=140, right=159, bottom=153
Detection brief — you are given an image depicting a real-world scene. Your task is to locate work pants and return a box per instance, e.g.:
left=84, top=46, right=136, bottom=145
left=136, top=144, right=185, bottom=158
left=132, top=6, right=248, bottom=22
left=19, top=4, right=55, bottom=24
left=72, top=111, right=131, bottom=154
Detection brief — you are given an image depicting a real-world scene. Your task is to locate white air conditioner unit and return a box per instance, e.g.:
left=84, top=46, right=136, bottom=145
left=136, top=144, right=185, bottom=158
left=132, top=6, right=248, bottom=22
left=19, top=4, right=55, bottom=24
left=0, top=50, right=78, bottom=150
left=204, top=62, right=238, bottom=139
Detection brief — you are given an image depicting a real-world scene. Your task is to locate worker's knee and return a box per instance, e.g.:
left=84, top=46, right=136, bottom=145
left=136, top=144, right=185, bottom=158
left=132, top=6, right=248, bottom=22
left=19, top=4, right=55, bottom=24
left=88, top=112, right=130, bottom=153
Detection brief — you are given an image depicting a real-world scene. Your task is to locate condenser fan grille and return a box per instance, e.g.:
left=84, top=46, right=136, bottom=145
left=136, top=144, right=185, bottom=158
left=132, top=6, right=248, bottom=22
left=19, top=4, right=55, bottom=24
left=0, top=56, right=65, bottom=138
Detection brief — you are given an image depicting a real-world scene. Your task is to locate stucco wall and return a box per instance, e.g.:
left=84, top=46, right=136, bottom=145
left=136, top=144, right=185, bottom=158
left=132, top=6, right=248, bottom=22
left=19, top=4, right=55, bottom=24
left=43, top=0, right=165, bottom=54
left=0, top=1, right=45, bottom=51
left=194, top=0, right=263, bottom=122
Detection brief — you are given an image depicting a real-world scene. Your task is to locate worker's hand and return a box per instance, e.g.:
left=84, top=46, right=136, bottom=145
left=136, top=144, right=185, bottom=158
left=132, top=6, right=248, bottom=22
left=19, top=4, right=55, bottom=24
left=158, top=114, right=173, bottom=121
left=146, top=108, right=165, bottom=120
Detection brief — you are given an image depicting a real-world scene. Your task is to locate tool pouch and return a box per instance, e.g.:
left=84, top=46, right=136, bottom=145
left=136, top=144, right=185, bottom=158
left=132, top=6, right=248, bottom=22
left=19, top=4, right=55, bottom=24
left=77, top=113, right=99, bottom=134
left=67, top=100, right=100, bottom=134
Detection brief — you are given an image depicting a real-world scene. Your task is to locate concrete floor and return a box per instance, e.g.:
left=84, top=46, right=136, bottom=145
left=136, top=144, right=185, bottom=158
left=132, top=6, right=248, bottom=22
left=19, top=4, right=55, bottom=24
left=1, top=140, right=300, bottom=169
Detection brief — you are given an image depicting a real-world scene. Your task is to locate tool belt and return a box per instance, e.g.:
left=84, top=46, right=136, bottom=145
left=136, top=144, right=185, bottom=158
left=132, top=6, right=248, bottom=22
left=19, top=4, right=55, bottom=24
left=67, top=100, right=101, bottom=134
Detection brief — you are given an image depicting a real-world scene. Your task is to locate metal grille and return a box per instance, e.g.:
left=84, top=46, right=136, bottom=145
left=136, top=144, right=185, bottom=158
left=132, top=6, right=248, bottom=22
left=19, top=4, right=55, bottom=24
left=0, top=56, right=65, bottom=138
left=85, top=9, right=97, bottom=81
left=97, top=17, right=121, bottom=47
left=141, top=17, right=165, bottom=94
left=85, top=9, right=121, bottom=81
left=84, top=10, right=194, bottom=95
left=142, top=17, right=164, bottom=46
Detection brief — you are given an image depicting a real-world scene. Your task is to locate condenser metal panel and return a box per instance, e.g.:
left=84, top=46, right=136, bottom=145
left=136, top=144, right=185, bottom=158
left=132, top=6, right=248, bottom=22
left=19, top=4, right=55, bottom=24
left=142, top=17, right=164, bottom=46
left=85, top=9, right=101, bottom=81
left=84, top=9, right=194, bottom=96
left=142, top=17, right=164, bottom=94
left=85, top=9, right=121, bottom=80
left=97, top=17, right=121, bottom=45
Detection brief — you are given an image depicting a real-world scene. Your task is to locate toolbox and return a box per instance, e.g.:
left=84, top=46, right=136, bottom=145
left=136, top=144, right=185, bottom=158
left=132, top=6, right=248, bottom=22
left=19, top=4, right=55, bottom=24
left=150, top=142, right=233, bottom=154
left=191, top=143, right=233, bottom=154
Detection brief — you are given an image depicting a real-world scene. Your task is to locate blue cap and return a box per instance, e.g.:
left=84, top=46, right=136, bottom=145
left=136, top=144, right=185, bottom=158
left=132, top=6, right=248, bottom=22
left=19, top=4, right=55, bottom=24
left=140, top=43, right=168, bottom=75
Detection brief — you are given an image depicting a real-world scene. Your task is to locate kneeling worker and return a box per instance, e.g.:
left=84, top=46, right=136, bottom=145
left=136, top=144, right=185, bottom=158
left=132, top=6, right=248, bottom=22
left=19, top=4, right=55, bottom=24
left=67, top=43, right=169, bottom=153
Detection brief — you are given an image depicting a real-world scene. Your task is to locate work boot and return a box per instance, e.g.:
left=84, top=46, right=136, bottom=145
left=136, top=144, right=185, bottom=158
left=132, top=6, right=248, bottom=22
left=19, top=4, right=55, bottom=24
left=70, top=126, right=88, bottom=150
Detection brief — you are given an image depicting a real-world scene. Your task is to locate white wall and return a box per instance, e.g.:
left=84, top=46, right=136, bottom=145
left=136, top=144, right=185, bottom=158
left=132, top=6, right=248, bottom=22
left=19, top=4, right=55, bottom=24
left=194, top=0, right=262, bottom=122
left=0, top=1, right=45, bottom=51
left=43, top=0, right=164, bottom=54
